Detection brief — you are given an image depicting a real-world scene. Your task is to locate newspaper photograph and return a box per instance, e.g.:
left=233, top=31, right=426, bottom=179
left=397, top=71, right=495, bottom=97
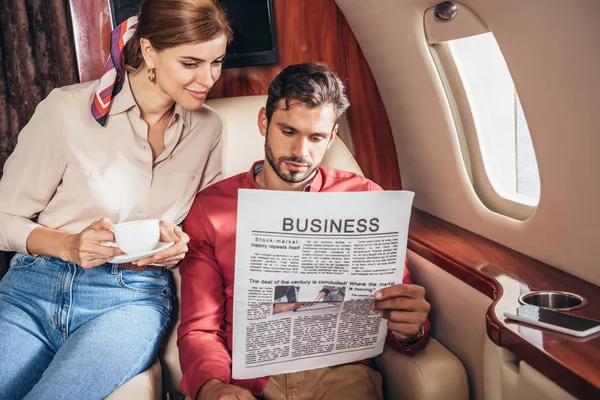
left=232, top=189, right=415, bottom=379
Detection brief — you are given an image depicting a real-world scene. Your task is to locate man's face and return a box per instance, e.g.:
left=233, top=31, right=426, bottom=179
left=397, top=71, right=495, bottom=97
left=258, top=100, right=338, bottom=185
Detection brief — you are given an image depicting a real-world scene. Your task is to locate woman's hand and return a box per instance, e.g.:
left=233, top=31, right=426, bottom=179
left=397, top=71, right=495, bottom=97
left=136, top=221, right=190, bottom=267
left=62, top=217, right=122, bottom=268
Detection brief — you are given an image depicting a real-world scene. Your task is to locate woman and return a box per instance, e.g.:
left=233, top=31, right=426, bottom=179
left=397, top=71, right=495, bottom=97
left=0, top=0, right=231, bottom=398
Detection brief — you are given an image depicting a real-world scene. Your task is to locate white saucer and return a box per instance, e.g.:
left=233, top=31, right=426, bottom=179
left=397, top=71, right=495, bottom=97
left=108, top=241, right=175, bottom=264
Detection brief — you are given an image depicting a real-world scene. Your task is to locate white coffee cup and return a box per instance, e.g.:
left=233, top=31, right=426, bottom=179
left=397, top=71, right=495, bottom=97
left=113, top=219, right=160, bottom=255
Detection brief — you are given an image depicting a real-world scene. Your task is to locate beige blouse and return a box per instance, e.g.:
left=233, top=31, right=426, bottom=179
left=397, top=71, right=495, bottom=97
left=0, top=75, right=223, bottom=254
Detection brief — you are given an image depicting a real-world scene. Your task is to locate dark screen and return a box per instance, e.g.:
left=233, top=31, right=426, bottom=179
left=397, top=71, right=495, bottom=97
left=109, top=0, right=142, bottom=27
left=218, top=0, right=275, bottom=54
left=109, top=0, right=277, bottom=68
left=516, top=305, right=600, bottom=332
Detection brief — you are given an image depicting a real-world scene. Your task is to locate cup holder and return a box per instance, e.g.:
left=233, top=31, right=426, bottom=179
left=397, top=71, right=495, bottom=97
left=519, top=290, right=587, bottom=311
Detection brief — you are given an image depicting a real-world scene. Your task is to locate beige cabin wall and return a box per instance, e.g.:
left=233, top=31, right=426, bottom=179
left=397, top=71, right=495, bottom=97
left=336, top=0, right=600, bottom=285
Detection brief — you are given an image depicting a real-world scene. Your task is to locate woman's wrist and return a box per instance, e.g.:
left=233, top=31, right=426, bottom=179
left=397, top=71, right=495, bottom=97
left=57, top=232, right=76, bottom=262
left=26, top=226, right=74, bottom=261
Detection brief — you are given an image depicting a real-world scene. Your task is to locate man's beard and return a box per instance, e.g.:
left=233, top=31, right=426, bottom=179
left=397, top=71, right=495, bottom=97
left=265, top=136, right=317, bottom=184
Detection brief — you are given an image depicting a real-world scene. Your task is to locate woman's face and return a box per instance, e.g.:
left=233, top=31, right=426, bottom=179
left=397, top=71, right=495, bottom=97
left=151, top=34, right=227, bottom=110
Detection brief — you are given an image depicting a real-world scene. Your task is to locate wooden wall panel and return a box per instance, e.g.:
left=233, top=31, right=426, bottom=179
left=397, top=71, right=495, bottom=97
left=68, top=0, right=401, bottom=189
left=210, top=0, right=401, bottom=189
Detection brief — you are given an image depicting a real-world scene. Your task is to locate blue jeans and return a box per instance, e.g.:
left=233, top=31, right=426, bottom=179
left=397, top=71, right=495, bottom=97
left=0, top=253, right=173, bottom=400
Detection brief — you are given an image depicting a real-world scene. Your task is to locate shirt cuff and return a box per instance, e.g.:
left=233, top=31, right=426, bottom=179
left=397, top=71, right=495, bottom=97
left=7, top=217, right=40, bottom=254
left=386, top=320, right=431, bottom=357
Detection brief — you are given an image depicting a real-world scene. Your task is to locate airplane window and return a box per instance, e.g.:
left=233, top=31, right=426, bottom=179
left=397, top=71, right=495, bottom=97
left=434, top=32, right=541, bottom=216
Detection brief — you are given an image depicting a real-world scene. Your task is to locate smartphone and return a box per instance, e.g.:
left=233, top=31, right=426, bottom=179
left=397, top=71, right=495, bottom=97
left=504, top=305, right=600, bottom=337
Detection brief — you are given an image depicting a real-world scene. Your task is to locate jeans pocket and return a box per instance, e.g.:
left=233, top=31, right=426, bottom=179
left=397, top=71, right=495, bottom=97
left=9, top=253, right=45, bottom=270
left=118, top=269, right=171, bottom=296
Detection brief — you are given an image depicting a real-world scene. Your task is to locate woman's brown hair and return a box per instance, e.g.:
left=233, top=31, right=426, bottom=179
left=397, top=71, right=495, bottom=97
left=123, top=0, right=233, bottom=70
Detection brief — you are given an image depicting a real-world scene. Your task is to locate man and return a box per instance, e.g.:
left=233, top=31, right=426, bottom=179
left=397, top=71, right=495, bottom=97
left=177, top=63, right=431, bottom=400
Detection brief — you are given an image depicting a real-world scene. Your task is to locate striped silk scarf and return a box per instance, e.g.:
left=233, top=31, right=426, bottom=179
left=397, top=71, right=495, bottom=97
left=91, top=16, right=138, bottom=126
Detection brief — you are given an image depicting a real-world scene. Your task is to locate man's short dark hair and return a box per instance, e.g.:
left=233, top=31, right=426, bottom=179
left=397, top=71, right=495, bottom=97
left=265, top=63, right=350, bottom=123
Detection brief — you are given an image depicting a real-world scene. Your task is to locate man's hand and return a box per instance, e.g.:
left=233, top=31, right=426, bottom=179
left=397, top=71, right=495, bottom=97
left=196, top=379, right=255, bottom=400
left=304, top=292, right=326, bottom=307
left=312, top=291, right=326, bottom=303
left=373, top=284, right=430, bottom=341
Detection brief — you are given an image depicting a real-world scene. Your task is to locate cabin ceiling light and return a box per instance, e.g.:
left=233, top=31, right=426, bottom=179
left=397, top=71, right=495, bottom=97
left=434, top=1, right=458, bottom=21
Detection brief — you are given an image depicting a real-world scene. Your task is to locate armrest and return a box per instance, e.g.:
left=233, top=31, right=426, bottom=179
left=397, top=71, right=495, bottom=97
left=160, top=267, right=184, bottom=395
left=105, top=358, right=162, bottom=400
left=373, top=338, right=469, bottom=400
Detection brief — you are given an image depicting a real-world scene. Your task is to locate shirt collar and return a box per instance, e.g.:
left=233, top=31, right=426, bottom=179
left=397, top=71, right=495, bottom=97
left=174, top=103, right=191, bottom=128
left=305, top=167, right=323, bottom=192
left=247, top=161, right=324, bottom=192
left=109, top=73, right=190, bottom=128
left=247, top=161, right=264, bottom=189
left=108, top=73, right=136, bottom=116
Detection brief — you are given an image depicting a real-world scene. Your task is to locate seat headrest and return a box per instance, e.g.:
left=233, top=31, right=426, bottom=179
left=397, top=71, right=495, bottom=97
left=205, top=95, right=363, bottom=179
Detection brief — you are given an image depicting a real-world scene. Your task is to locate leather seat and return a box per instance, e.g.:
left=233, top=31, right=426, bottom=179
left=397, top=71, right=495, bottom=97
left=107, top=95, right=469, bottom=400
left=106, top=359, right=162, bottom=400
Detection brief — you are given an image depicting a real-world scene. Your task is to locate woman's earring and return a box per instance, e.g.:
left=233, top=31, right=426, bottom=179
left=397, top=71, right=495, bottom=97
left=147, top=67, right=156, bottom=83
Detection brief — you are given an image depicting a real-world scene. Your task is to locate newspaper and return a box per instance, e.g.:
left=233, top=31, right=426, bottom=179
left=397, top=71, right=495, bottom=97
left=232, top=189, right=414, bottom=379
